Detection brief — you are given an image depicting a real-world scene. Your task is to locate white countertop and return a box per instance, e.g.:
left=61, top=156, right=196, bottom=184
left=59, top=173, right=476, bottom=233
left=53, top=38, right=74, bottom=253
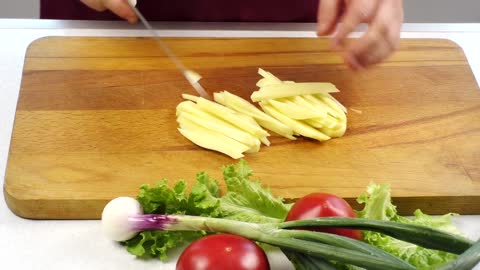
left=0, top=20, right=479, bottom=270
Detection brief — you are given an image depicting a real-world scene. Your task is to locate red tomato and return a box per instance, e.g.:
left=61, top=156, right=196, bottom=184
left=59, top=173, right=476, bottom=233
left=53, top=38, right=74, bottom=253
left=285, top=193, right=361, bottom=240
left=176, top=234, right=270, bottom=270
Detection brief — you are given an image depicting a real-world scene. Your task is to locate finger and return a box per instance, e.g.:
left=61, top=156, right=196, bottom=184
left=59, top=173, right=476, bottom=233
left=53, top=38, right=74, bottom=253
left=80, top=0, right=107, bottom=11
left=103, top=0, right=138, bottom=23
left=349, top=26, right=388, bottom=69
left=317, top=0, right=341, bottom=35
left=343, top=0, right=403, bottom=69
left=372, top=0, right=403, bottom=52
left=343, top=51, right=364, bottom=71
left=333, top=0, right=378, bottom=49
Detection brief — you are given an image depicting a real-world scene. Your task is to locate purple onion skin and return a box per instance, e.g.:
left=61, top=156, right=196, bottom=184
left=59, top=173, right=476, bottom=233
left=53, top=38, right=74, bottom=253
left=128, top=214, right=178, bottom=231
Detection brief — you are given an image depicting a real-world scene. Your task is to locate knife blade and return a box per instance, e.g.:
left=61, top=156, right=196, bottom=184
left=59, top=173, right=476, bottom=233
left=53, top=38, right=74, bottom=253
left=127, top=1, right=209, bottom=99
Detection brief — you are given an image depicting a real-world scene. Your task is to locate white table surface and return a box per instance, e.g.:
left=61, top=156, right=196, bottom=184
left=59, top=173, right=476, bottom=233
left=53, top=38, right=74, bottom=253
left=0, top=20, right=479, bottom=270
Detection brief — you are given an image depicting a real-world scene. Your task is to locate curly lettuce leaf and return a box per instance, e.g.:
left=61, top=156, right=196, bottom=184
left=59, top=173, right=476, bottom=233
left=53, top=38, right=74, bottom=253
left=356, top=183, right=460, bottom=270
left=123, top=160, right=290, bottom=261
left=186, top=171, right=222, bottom=217
left=137, top=180, right=189, bottom=214
left=124, top=231, right=205, bottom=261
left=219, top=160, right=291, bottom=223
left=124, top=179, right=210, bottom=261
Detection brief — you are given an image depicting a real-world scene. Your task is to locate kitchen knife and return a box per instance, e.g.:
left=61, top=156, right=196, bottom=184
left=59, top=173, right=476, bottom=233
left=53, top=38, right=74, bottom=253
left=127, top=0, right=210, bottom=99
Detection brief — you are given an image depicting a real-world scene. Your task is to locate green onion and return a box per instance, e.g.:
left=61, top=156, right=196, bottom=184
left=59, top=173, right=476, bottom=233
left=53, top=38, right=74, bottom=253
left=284, top=251, right=338, bottom=270
left=279, top=217, right=473, bottom=254
left=438, top=240, right=480, bottom=270
left=118, top=212, right=414, bottom=269
left=258, top=234, right=414, bottom=270
left=276, top=229, right=410, bottom=267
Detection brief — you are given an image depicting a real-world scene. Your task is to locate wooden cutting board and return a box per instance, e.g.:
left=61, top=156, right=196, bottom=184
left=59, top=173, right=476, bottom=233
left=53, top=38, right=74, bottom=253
left=4, top=37, right=480, bottom=219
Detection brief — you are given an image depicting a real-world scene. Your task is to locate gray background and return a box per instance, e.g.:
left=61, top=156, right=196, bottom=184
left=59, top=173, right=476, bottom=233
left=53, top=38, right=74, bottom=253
left=1, top=0, right=479, bottom=22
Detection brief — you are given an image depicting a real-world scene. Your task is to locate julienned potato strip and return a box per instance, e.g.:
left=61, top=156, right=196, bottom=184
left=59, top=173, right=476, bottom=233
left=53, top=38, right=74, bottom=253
left=177, top=127, right=249, bottom=159
left=196, top=97, right=269, bottom=138
left=251, top=82, right=340, bottom=102
left=267, top=98, right=326, bottom=120
left=259, top=102, right=331, bottom=142
left=178, top=112, right=260, bottom=149
left=214, top=91, right=296, bottom=139
left=175, top=68, right=347, bottom=158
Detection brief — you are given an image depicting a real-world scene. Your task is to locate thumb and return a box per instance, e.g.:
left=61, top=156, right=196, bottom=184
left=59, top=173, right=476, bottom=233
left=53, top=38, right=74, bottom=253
left=103, top=0, right=138, bottom=23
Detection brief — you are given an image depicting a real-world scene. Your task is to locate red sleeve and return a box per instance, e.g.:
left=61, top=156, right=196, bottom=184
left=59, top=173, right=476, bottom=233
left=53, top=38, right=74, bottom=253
left=41, top=0, right=319, bottom=22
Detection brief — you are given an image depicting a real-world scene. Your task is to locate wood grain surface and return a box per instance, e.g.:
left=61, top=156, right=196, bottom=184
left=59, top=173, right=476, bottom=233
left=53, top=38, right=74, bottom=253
left=4, top=37, right=480, bottom=219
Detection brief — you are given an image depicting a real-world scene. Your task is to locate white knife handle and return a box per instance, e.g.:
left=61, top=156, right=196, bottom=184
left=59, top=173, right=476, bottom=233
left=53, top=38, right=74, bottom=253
left=128, top=0, right=137, bottom=7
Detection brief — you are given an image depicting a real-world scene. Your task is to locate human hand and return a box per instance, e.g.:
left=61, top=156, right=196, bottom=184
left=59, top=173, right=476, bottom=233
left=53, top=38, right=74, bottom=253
left=80, top=0, right=138, bottom=23
left=317, top=0, right=404, bottom=70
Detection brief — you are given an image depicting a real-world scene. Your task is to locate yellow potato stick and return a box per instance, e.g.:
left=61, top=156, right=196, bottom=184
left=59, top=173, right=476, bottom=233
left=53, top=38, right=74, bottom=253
left=251, top=82, right=340, bottom=102
left=304, top=118, right=323, bottom=129
left=303, top=94, right=342, bottom=120
left=177, top=102, right=266, bottom=142
left=217, top=91, right=269, bottom=121
left=260, top=136, right=271, bottom=146
left=320, top=123, right=347, bottom=138
left=176, top=100, right=196, bottom=116
left=178, top=112, right=259, bottom=148
left=177, top=117, right=250, bottom=158
left=216, top=91, right=294, bottom=139
left=259, top=103, right=331, bottom=142
left=322, top=93, right=348, bottom=113
left=316, top=93, right=347, bottom=120
left=258, top=68, right=282, bottom=82
left=236, top=112, right=267, bottom=132
left=196, top=97, right=269, bottom=138
left=256, top=78, right=283, bottom=88
left=255, top=118, right=296, bottom=140
left=267, top=99, right=324, bottom=120
left=177, top=69, right=348, bottom=157
left=178, top=128, right=247, bottom=159
left=244, top=138, right=261, bottom=153
left=311, top=115, right=342, bottom=129
left=212, top=92, right=226, bottom=104
left=287, top=96, right=328, bottom=117
left=182, top=94, right=200, bottom=102
left=177, top=101, right=230, bottom=125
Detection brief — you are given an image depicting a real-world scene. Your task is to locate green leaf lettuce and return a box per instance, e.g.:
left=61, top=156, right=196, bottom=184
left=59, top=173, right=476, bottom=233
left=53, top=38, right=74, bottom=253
left=123, top=160, right=290, bottom=261
left=356, top=183, right=461, bottom=270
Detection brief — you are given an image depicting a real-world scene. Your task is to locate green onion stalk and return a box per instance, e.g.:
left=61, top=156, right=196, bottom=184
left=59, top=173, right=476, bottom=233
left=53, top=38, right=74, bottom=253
left=126, top=214, right=414, bottom=270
